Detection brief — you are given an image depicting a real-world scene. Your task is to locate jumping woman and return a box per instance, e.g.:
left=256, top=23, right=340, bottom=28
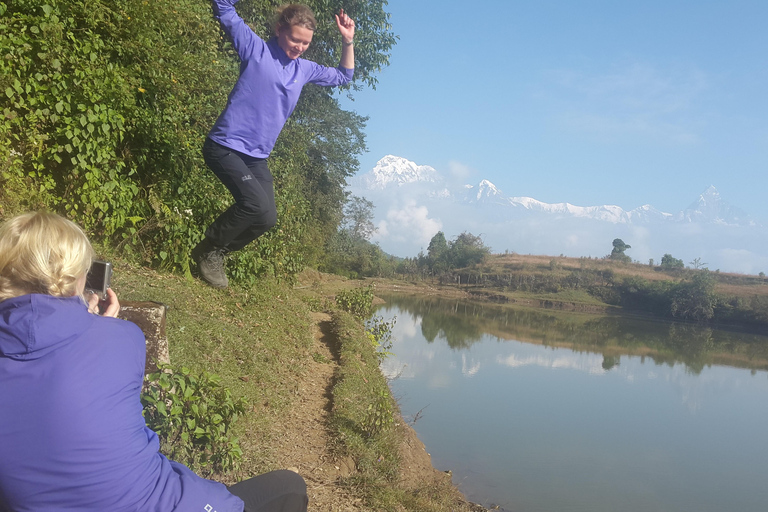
left=193, top=0, right=355, bottom=288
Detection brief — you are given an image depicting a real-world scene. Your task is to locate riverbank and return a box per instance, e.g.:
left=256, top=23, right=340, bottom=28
left=116, top=264, right=486, bottom=511
left=375, top=252, right=768, bottom=333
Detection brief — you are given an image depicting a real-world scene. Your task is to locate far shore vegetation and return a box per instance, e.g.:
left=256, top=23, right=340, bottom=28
left=327, top=222, right=768, bottom=333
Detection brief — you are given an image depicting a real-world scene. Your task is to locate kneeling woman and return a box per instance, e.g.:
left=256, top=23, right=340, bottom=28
left=0, top=212, right=306, bottom=512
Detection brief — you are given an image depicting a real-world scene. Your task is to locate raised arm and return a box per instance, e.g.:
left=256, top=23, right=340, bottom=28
left=211, top=0, right=262, bottom=61
left=335, top=9, right=355, bottom=69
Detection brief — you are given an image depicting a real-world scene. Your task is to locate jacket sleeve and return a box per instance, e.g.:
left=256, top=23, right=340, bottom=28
left=211, top=0, right=265, bottom=62
left=304, top=61, right=354, bottom=87
left=168, top=461, right=244, bottom=512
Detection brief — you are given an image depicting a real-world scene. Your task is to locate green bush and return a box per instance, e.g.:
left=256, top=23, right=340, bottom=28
left=365, top=314, right=395, bottom=361
left=1, top=0, right=138, bottom=234
left=141, top=363, right=247, bottom=476
left=335, top=284, right=375, bottom=319
left=361, top=387, right=394, bottom=438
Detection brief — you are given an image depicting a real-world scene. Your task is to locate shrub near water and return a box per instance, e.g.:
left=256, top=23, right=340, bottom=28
left=335, top=284, right=375, bottom=319
left=335, top=284, right=395, bottom=359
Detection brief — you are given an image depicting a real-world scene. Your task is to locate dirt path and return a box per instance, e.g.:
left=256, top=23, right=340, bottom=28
left=269, top=312, right=362, bottom=511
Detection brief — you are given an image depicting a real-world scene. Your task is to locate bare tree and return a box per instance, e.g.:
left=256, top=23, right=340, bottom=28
left=690, top=257, right=708, bottom=270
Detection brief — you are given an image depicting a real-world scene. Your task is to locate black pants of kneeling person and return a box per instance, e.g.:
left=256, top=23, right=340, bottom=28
left=228, top=470, right=308, bottom=512
left=202, top=138, right=278, bottom=253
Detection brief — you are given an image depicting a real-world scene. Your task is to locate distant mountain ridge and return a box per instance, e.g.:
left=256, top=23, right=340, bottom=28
left=355, top=155, right=752, bottom=227
left=347, top=155, right=768, bottom=274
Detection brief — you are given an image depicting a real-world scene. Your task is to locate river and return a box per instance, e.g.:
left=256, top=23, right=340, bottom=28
left=374, top=293, right=768, bottom=512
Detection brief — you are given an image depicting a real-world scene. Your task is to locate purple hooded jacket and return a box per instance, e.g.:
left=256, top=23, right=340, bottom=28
left=207, top=0, right=354, bottom=158
left=0, top=294, right=244, bottom=512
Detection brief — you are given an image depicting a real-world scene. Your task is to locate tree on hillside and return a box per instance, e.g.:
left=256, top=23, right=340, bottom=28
left=427, top=231, right=449, bottom=270
left=661, top=253, right=685, bottom=271
left=321, top=195, right=395, bottom=277
left=689, top=257, right=708, bottom=270
left=448, top=232, right=490, bottom=269
left=419, top=231, right=490, bottom=272
left=610, top=238, right=631, bottom=263
left=341, top=195, right=376, bottom=241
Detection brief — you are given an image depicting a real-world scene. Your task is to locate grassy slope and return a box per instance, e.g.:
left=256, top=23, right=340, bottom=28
left=115, top=263, right=479, bottom=510
left=116, top=262, right=315, bottom=478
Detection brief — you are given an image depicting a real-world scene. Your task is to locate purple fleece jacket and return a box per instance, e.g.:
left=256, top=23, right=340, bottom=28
left=0, top=294, right=243, bottom=512
left=208, top=0, right=354, bottom=158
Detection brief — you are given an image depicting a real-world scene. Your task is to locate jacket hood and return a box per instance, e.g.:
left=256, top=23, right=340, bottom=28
left=0, top=294, right=95, bottom=360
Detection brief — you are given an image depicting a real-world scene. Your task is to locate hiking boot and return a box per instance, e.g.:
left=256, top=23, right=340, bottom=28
left=192, top=239, right=229, bottom=289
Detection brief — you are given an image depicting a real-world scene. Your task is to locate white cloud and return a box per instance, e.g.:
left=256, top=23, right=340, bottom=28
left=375, top=219, right=389, bottom=237
left=372, top=201, right=442, bottom=250
left=627, top=226, right=653, bottom=263
left=461, top=354, right=481, bottom=377
left=496, top=351, right=607, bottom=375
left=392, top=312, right=421, bottom=339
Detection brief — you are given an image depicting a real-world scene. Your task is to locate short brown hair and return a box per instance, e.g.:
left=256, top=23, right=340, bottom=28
left=274, top=4, right=316, bottom=32
left=0, top=212, right=94, bottom=301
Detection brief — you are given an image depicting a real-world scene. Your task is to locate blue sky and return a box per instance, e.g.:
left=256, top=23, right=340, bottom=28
left=341, top=0, right=768, bottom=220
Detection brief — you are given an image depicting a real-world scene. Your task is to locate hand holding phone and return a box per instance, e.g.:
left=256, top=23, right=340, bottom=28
left=85, top=260, right=112, bottom=301
left=86, top=286, right=121, bottom=318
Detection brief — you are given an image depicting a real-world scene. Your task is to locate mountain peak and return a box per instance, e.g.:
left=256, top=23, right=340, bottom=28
left=678, top=186, right=747, bottom=224
left=700, top=185, right=720, bottom=201
left=476, top=179, right=502, bottom=200
left=364, top=155, right=441, bottom=189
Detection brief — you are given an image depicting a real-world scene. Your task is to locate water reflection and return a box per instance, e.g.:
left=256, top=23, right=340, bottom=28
left=496, top=350, right=606, bottom=374
left=386, top=305, right=765, bottom=414
left=377, top=293, right=768, bottom=374
left=376, top=294, right=768, bottom=512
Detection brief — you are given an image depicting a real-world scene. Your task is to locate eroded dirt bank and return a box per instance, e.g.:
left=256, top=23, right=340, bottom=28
left=269, top=310, right=487, bottom=511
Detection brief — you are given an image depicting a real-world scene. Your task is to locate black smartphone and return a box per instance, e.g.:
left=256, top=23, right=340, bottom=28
left=85, top=260, right=113, bottom=300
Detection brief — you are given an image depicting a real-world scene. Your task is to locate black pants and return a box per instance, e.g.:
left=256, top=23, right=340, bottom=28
left=227, top=470, right=308, bottom=512
left=202, top=138, right=278, bottom=253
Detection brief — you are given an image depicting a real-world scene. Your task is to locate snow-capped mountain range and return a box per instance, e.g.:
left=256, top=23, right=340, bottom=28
left=347, top=155, right=768, bottom=275
left=356, top=155, right=750, bottom=227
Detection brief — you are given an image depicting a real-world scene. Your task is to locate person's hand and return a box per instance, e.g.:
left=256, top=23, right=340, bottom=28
left=87, top=287, right=121, bottom=318
left=335, top=9, right=355, bottom=44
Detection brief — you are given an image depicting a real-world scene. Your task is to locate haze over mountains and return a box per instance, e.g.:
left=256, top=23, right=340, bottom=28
left=348, top=155, right=768, bottom=275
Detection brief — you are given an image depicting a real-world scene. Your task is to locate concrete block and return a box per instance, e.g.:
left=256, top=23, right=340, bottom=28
left=118, top=301, right=169, bottom=374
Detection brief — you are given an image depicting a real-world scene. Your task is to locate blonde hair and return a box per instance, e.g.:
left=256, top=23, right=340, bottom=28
left=275, top=4, right=316, bottom=32
left=0, top=212, right=94, bottom=301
